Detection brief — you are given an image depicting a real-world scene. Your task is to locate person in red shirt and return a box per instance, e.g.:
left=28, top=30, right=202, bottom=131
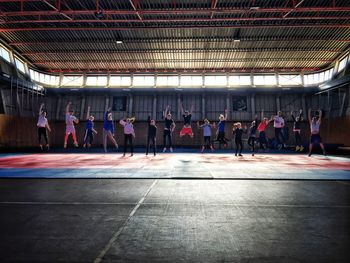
left=257, top=109, right=273, bottom=151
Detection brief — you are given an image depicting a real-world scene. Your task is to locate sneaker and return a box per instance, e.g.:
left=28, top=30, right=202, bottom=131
left=308, top=152, right=312, bottom=157
left=39, top=145, right=43, bottom=151
left=46, top=144, right=50, bottom=151
left=300, top=146, right=304, bottom=152
left=239, top=154, right=243, bottom=157
left=74, top=142, right=79, bottom=147
left=295, top=146, right=300, bottom=151
left=252, top=153, right=254, bottom=156
left=130, top=154, right=133, bottom=157
left=63, top=143, right=67, bottom=149
left=235, top=153, right=237, bottom=156
left=170, top=147, right=173, bottom=152
left=154, top=153, right=156, bottom=156
left=163, top=148, right=166, bottom=153
left=123, top=154, right=126, bottom=157
left=115, top=144, right=119, bottom=149
left=83, top=144, right=86, bottom=148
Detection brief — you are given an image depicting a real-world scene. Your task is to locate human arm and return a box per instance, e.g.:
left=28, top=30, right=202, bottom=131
left=224, top=109, right=228, bottom=120
left=46, top=122, right=51, bottom=132
left=318, top=109, right=322, bottom=124
left=189, top=104, right=194, bottom=115
left=308, top=109, right=312, bottom=124
left=92, top=128, right=98, bottom=134
left=163, top=105, right=170, bottom=118
left=39, top=103, right=44, bottom=115
left=261, top=109, right=264, bottom=121
left=180, top=103, right=184, bottom=115
left=171, top=121, right=176, bottom=133
left=291, top=111, right=296, bottom=122
left=298, top=109, right=303, bottom=120
left=119, top=119, right=126, bottom=126
left=65, top=101, right=71, bottom=114
left=148, top=116, right=151, bottom=126
left=73, top=117, right=79, bottom=124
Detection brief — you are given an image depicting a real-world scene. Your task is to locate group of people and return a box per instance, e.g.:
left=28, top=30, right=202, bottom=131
left=37, top=102, right=326, bottom=157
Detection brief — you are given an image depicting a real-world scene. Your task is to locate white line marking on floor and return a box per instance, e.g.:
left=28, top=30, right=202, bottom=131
left=93, top=179, right=158, bottom=263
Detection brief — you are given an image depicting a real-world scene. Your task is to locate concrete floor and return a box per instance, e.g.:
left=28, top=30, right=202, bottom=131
left=0, top=178, right=349, bottom=262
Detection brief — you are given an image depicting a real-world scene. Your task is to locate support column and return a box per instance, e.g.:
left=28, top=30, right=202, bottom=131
left=177, top=93, right=181, bottom=120
left=128, top=94, right=133, bottom=116
left=251, top=94, right=256, bottom=119
left=152, top=95, right=157, bottom=119
left=80, top=96, right=85, bottom=120
left=0, top=88, right=8, bottom=115
left=226, top=93, right=230, bottom=120
left=276, top=95, right=281, bottom=112
left=55, top=95, right=62, bottom=120
left=202, top=94, right=206, bottom=120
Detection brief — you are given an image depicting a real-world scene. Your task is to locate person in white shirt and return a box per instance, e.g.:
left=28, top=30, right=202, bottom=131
left=308, top=109, right=326, bottom=156
left=64, top=102, right=79, bottom=149
left=119, top=117, right=136, bottom=157
left=273, top=111, right=285, bottom=149
left=37, top=103, right=51, bottom=151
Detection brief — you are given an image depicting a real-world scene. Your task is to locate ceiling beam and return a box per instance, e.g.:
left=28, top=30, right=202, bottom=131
left=44, top=67, right=321, bottom=73
left=8, top=38, right=350, bottom=46
left=0, top=7, right=349, bottom=17
left=1, top=23, right=350, bottom=32
left=3, top=16, right=350, bottom=24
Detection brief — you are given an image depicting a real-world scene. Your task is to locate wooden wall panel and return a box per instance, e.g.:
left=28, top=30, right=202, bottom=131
left=133, top=95, right=153, bottom=120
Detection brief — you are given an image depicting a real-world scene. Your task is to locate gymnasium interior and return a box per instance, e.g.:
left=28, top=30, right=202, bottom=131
left=0, top=0, right=349, bottom=262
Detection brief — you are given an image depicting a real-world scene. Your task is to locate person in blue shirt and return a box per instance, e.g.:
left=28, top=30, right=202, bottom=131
left=215, top=109, right=229, bottom=148
left=83, top=106, right=98, bottom=149
left=103, top=107, right=119, bottom=153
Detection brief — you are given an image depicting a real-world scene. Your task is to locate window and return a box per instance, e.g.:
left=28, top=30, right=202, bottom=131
left=228, top=75, right=251, bottom=86
left=86, top=76, right=108, bottom=86
left=61, top=75, right=84, bottom=86
left=338, top=56, right=348, bottom=72
left=133, top=76, right=155, bottom=86
left=0, top=46, right=11, bottom=62
left=180, top=76, right=203, bottom=86
left=109, top=76, right=131, bottom=86
left=204, top=76, right=227, bottom=86
left=156, top=76, right=179, bottom=86
left=112, top=96, right=127, bottom=111
left=14, top=58, right=26, bottom=73
left=278, top=75, right=302, bottom=86
left=253, top=75, right=277, bottom=86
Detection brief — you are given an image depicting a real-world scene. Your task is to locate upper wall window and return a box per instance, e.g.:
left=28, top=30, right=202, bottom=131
left=0, top=46, right=11, bottom=62
left=180, top=76, right=203, bottom=86
left=228, top=75, right=251, bottom=86
left=109, top=76, right=131, bottom=86
left=338, top=56, right=348, bottom=72
left=278, top=75, right=302, bottom=86
left=14, top=58, right=26, bottom=73
left=253, top=75, right=277, bottom=86
left=204, top=76, right=227, bottom=86
left=133, top=76, right=155, bottom=86
left=156, top=76, right=179, bottom=86
left=61, top=75, right=83, bottom=86
left=86, top=76, right=108, bottom=86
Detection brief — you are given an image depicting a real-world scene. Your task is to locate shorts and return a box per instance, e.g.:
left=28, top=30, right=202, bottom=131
left=66, top=125, right=75, bottom=134
left=180, top=126, right=194, bottom=137
left=310, top=134, right=322, bottom=144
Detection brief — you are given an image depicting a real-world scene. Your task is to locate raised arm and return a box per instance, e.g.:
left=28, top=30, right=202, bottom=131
left=163, top=105, right=170, bottom=118
left=260, top=109, right=264, bottom=121
left=291, top=111, right=296, bottom=122
left=119, top=118, right=126, bottom=126
left=189, top=104, right=194, bottom=114
left=147, top=116, right=151, bottom=126
left=224, top=109, right=228, bottom=120
left=130, top=117, right=136, bottom=123
left=65, top=102, right=71, bottom=114
left=180, top=103, right=184, bottom=115
left=86, top=106, right=91, bottom=120
left=308, top=109, right=312, bottom=124
left=39, top=103, right=44, bottom=115
left=298, top=109, right=303, bottom=120
left=318, top=109, right=322, bottom=124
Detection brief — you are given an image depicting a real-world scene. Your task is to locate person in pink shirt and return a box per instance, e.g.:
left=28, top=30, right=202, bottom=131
left=120, top=117, right=136, bottom=157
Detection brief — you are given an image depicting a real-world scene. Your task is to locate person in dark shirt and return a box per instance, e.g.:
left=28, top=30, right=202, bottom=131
left=291, top=109, right=304, bottom=152
left=146, top=116, right=157, bottom=156
left=163, top=105, right=176, bottom=152
left=232, top=122, right=246, bottom=156
left=83, top=106, right=98, bottom=149
left=247, top=115, right=258, bottom=156
left=180, top=103, right=194, bottom=138
left=215, top=109, right=229, bottom=148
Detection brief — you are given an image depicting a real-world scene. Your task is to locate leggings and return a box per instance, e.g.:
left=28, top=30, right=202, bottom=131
left=203, top=136, right=212, bottom=148
left=259, top=131, right=267, bottom=149
left=216, top=131, right=227, bottom=144
left=124, top=134, right=133, bottom=154
left=146, top=137, right=156, bottom=155
left=163, top=130, right=172, bottom=148
left=294, top=131, right=302, bottom=146
left=235, top=138, right=243, bottom=155
left=248, top=136, right=256, bottom=153
left=38, top=127, right=48, bottom=145
left=83, top=130, right=94, bottom=145
left=274, top=128, right=284, bottom=145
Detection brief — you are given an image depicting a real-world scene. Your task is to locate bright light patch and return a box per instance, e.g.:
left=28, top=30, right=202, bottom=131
left=61, top=75, right=84, bottom=86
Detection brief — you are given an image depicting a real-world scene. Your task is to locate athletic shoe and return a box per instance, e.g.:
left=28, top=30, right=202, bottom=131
left=308, top=152, right=312, bottom=157
left=63, top=143, right=67, bottom=149
left=163, top=148, right=166, bottom=153
left=277, top=144, right=282, bottom=150
left=295, top=146, right=300, bottom=151
left=130, top=154, right=133, bottom=157
left=300, top=146, right=304, bottom=152
left=238, top=154, right=243, bottom=157
left=39, top=145, right=43, bottom=151
left=252, top=153, right=254, bottom=156
left=235, top=154, right=237, bottom=156
left=170, top=147, right=173, bottom=152
left=74, top=142, right=79, bottom=147
left=154, top=153, right=156, bottom=156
